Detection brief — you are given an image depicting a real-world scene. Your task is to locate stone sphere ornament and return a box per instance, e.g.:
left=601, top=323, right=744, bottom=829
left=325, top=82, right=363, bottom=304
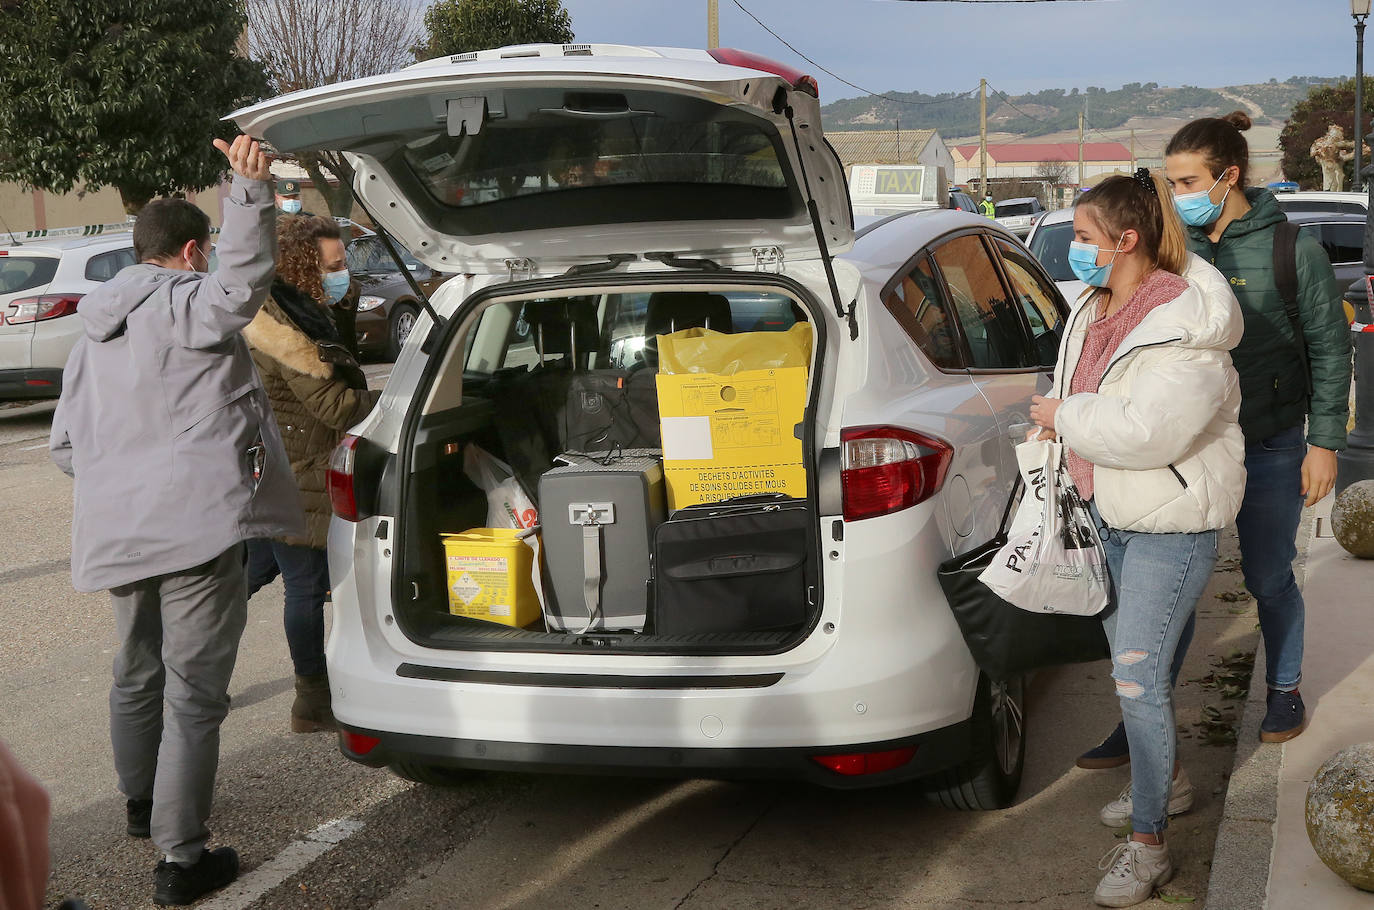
left=1306, top=743, right=1374, bottom=892
left=1331, top=480, right=1374, bottom=558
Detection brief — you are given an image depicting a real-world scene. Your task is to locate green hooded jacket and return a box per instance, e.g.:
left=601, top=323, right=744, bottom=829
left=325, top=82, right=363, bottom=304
left=1186, top=187, right=1351, bottom=450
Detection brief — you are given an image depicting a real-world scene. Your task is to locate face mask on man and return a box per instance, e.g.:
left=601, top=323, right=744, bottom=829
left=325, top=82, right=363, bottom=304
left=280, top=198, right=303, bottom=214
left=186, top=243, right=209, bottom=273
left=1173, top=172, right=1230, bottom=227
left=1067, top=235, right=1125, bottom=288
left=321, top=268, right=350, bottom=304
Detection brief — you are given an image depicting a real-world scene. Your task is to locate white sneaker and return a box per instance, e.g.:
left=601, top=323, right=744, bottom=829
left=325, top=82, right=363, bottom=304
left=1094, top=840, right=1174, bottom=907
left=1099, top=767, right=1195, bottom=828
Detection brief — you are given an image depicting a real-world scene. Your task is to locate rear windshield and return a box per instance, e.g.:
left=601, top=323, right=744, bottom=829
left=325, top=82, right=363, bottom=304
left=0, top=256, right=58, bottom=295
left=1028, top=220, right=1074, bottom=282
left=996, top=202, right=1036, bottom=217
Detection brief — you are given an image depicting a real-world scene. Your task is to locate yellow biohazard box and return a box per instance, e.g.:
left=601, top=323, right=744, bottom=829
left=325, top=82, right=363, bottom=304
left=440, top=529, right=541, bottom=627
left=655, top=366, right=808, bottom=509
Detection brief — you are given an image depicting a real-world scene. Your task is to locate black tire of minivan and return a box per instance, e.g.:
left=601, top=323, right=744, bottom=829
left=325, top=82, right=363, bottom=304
left=390, top=758, right=481, bottom=788
left=922, top=673, right=1026, bottom=810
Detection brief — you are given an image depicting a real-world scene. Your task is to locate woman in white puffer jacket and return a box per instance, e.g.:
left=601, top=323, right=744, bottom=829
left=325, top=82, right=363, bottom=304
left=1028, top=169, right=1245, bottom=908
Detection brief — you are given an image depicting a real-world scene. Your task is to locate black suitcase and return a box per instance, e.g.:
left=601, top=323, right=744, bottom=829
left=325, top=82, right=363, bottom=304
left=652, top=495, right=812, bottom=635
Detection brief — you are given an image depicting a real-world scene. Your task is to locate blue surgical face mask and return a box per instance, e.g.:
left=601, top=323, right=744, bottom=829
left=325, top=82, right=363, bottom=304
left=321, top=268, right=350, bottom=304
left=1173, top=172, right=1229, bottom=227
left=1067, top=236, right=1125, bottom=288
left=279, top=198, right=303, bottom=214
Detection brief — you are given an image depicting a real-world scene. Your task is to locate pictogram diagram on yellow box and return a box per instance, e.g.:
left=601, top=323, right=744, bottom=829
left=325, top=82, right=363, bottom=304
left=656, top=366, right=808, bottom=509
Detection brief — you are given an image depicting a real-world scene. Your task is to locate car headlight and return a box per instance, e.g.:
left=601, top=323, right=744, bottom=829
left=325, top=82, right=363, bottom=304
left=357, top=295, right=386, bottom=312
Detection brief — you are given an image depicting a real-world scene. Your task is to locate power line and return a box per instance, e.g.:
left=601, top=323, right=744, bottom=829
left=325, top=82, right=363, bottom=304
left=729, top=0, right=979, bottom=106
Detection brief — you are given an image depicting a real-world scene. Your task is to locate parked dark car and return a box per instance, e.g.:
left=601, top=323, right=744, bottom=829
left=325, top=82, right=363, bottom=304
left=948, top=190, right=979, bottom=214
left=1285, top=211, right=1366, bottom=290
left=345, top=235, right=451, bottom=360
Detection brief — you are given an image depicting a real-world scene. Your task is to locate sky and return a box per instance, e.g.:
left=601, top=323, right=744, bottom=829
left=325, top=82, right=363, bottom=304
left=558, top=0, right=1361, bottom=102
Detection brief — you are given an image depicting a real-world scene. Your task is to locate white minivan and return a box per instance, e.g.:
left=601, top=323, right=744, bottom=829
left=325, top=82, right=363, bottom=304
left=232, top=44, right=1067, bottom=805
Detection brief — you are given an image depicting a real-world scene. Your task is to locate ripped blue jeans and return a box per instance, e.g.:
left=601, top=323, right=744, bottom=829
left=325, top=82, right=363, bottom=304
left=1090, top=502, right=1218, bottom=835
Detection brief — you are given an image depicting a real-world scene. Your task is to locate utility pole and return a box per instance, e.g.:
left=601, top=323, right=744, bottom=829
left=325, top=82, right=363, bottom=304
left=707, top=0, right=719, bottom=49
left=1077, top=110, right=1085, bottom=190
left=979, top=78, right=988, bottom=196
left=1130, top=129, right=1137, bottom=172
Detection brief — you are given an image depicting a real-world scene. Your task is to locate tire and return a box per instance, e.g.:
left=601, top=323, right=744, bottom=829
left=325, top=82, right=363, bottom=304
left=387, top=302, right=419, bottom=361
left=389, top=758, right=479, bottom=787
left=923, top=673, right=1027, bottom=810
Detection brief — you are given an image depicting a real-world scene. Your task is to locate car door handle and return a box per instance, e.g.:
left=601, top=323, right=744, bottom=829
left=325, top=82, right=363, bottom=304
left=1007, top=421, right=1035, bottom=441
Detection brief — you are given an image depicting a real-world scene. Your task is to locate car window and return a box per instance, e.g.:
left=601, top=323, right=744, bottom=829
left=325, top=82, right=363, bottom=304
left=1028, top=220, right=1075, bottom=282
left=996, top=202, right=1034, bottom=217
left=992, top=238, right=1064, bottom=369
left=1302, top=222, right=1364, bottom=265
left=347, top=236, right=420, bottom=273
left=882, top=255, right=963, bottom=369
left=931, top=233, right=1036, bottom=370
left=0, top=256, right=59, bottom=294
left=83, top=248, right=136, bottom=282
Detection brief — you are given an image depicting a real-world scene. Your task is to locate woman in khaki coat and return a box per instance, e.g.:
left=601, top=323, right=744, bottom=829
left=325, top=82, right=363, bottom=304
left=243, top=214, right=379, bottom=732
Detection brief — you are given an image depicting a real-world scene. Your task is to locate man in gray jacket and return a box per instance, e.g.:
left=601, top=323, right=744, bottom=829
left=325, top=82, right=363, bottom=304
left=50, top=135, right=305, bottom=907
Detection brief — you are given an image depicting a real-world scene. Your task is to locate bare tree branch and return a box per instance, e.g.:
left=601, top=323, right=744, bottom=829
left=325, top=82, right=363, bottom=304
left=245, top=0, right=426, bottom=215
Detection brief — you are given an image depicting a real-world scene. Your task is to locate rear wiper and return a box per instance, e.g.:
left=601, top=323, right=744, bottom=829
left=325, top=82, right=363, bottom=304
left=327, top=151, right=446, bottom=353
left=644, top=251, right=729, bottom=272
left=562, top=253, right=637, bottom=277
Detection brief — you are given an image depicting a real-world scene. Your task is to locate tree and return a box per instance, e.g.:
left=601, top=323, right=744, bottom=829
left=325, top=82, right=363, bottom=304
left=422, top=0, right=573, bottom=59
left=0, top=0, right=269, bottom=214
left=1035, top=160, right=1074, bottom=186
left=245, top=0, right=427, bottom=217
left=1280, top=77, right=1374, bottom=190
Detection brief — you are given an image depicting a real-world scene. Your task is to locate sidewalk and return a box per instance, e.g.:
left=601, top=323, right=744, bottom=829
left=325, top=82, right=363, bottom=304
left=1208, top=498, right=1374, bottom=909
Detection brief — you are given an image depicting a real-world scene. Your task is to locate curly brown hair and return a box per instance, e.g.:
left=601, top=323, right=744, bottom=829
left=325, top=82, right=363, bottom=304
left=276, top=214, right=344, bottom=305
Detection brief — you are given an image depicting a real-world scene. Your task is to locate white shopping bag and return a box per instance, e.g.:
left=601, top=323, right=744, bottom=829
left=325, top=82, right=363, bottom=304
left=462, top=444, right=546, bottom=609
left=978, top=439, right=1110, bottom=616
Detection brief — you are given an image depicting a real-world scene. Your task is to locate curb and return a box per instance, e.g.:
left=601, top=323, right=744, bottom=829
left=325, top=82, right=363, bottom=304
left=1203, top=509, right=1316, bottom=909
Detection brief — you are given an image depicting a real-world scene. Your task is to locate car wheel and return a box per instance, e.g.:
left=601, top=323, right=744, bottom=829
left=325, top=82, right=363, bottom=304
left=387, top=302, right=419, bottom=361
left=390, top=758, right=480, bottom=787
left=922, top=673, right=1026, bottom=810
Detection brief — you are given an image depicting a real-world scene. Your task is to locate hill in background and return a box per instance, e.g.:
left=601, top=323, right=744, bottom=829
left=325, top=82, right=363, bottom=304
left=820, top=76, right=1335, bottom=139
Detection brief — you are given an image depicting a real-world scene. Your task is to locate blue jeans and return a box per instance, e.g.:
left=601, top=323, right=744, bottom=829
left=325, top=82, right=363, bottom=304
left=244, top=539, right=329, bottom=677
left=1234, top=424, right=1307, bottom=691
left=1091, top=503, right=1219, bottom=836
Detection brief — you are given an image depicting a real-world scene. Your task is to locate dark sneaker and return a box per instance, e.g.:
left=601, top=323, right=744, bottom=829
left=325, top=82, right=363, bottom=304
left=1077, top=721, right=1130, bottom=769
left=126, top=798, right=152, bottom=838
left=153, top=847, right=239, bottom=906
left=1260, top=689, right=1306, bottom=743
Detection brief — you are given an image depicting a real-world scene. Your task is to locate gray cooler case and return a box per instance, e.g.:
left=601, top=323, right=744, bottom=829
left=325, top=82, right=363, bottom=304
left=537, top=451, right=666, bottom=632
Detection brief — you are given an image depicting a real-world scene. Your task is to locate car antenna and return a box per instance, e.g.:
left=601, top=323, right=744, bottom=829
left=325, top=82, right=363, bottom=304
left=324, top=152, right=446, bottom=347
left=0, top=210, right=22, bottom=245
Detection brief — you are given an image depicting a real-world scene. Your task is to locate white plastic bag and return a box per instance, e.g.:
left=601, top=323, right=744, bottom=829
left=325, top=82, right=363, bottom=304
left=978, top=439, right=1110, bottom=617
left=463, top=444, right=538, bottom=530
left=462, top=444, right=546, bottom=611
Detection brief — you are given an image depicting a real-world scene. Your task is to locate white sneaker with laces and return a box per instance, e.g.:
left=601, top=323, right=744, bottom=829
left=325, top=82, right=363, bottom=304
left=1094, top=840, right=1174, bottom=907
left=1099, top=767, right=1195, bottom=828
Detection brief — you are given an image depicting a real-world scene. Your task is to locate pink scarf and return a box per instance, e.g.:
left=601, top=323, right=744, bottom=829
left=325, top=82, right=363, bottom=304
left=1066, top=269, right=1189, bottom=499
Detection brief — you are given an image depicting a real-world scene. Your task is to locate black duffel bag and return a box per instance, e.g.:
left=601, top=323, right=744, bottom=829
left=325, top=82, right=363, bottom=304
left=937, top=476, right=1111, bottom=680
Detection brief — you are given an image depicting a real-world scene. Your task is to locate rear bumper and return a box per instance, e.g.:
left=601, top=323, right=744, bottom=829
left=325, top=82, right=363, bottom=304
left=337, top=719, right=973, bottom=789
left=0, top=368, right=62, bottom=400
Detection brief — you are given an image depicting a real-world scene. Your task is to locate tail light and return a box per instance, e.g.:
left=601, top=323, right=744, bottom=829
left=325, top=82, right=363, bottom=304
left=841, top=426, right=953, bottom=522
left=708, top=47, right=820, bottom=98
left=5, top=294, right=82, bottom=324
left=812, top=746, right=917, bottom=776
left=328, top=434, right=364, bottom=521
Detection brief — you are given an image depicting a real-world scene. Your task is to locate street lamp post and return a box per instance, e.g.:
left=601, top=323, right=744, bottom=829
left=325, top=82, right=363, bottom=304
left=1355, top=0, right=1369, bottom=190
left=1339, top=0, right=1374, bottom=496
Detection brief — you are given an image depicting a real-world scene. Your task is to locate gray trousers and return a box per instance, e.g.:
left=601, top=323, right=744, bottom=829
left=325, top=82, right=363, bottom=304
left=109, top=543, right=246, bottom=863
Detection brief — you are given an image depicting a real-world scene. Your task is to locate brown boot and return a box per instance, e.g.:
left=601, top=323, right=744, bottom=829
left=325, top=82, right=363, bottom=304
left=291, top=672, right=336, bottom=733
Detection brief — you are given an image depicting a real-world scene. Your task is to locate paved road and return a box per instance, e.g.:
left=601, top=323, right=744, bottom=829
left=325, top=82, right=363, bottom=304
left=0, top=392, right=1265, bottom=910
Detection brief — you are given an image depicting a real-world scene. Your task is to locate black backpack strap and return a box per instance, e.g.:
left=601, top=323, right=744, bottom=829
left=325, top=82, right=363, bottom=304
left=1272, top=220, right=1314, bottom=399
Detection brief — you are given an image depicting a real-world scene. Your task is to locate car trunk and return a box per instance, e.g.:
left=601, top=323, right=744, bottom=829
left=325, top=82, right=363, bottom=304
left=388, top=274, right=829, bottom=655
